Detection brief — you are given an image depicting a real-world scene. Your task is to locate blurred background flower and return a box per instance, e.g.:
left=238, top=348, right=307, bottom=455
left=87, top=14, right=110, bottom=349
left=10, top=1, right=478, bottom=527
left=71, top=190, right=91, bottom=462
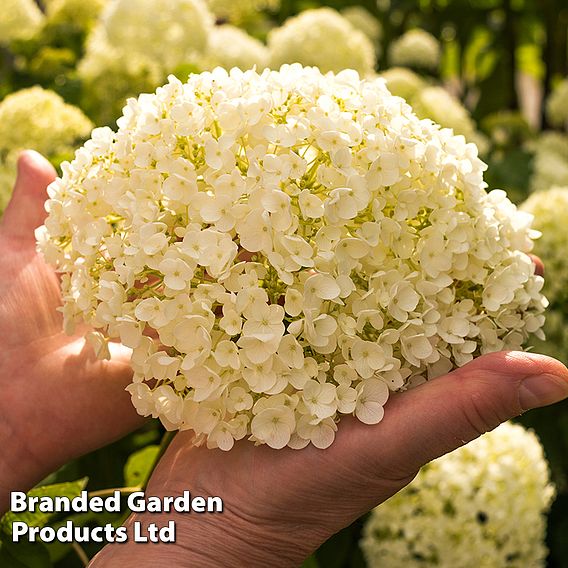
left=361, top=422, right=555, bottom=568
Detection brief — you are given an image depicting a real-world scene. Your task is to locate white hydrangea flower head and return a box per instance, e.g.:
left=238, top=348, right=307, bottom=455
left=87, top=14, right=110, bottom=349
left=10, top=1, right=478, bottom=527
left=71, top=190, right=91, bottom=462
left=378, top=67, right=427, bottom=102
left=0, top=0, right=44, bottom=43
left=521, top=187, right=568, bottom=306
left=0, top=87, right=92, bottom=213
left=389, top=28, right=441, bottom=71
left=361, top=422, right=555, bottom=567
left=203, top=25, right=269, bottom=71
left=38, top=65, right=546, bottom=450
left=530, top=132, right=568, bottom=192
left=99, top=0, right=214, bottom=73
left=268, top=9, right=376, bottom=75
left=411, top=86, right=488, bottom=152
left=206, top=0, right=280, bottom=25
left=0, top=87, right=93, bottom=157
left=546, top=78, right=568, bottom=128
left=518, top=185, right=568, bottom=362
left=340, top=6, right=382, bottom=43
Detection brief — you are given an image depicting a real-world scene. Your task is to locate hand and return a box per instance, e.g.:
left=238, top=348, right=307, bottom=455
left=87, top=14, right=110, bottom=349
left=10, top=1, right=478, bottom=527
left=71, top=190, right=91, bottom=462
left=91, top=350, right=568, bottom=567
left=0, top=151, right=144, bottom=514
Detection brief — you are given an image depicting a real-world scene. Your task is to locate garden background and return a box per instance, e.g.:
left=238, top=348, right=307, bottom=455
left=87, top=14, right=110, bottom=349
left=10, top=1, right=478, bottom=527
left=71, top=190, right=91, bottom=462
left=1, top=0, right=567, bottom=566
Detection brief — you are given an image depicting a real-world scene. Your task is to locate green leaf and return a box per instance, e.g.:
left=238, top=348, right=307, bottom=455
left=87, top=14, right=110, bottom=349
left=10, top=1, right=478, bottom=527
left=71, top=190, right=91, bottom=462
left=0, top=478, right=88, bottom=536
left=301, top=555, right=319, bottom=568
left=0, top=544, right=28, bottom=568
left=123, top=445, right=160, bottom=488
left=0, top=540, right=51, bottom=568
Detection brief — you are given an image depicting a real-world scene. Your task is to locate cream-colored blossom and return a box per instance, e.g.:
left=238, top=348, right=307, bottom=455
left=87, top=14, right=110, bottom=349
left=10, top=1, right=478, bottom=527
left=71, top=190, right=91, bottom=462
left=379, top=67, right=426, bottom=102
left=530, top=132, right=568, bottom=192
left=411, top=86, right=488, bottom=151
left=0, top=0, right=44, bottom=43
left=361, top=422, right=555, bottom=568
left=38, top=65, right=546, bottom=450
left=521, top=187, right=568, bottom=361
left=389, top=28, right=441, bottom=71
left=79, top=0, right=213, bottom=124
left=340, top=6, right=382, bottom=43
left=101, top=0, right=213, bottom=72
left=0, top=87, right=93, bottom=157
left=546, top=78, right=568, bottom=128
left=0, top=87, right=92, bottom=213
left=268, top=9, right=376, bottom=74
left=203, top=25, right=269, bottom=71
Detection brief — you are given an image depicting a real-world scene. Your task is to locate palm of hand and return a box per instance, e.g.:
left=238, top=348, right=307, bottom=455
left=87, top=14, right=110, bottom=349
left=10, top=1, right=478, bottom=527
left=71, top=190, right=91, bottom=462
left=0, top=152, right=143, bottom=501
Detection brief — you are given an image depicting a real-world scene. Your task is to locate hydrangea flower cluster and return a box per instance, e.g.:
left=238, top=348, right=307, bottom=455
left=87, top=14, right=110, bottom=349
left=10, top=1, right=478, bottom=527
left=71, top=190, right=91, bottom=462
left=546, top=78, right=568, bottom=128
left=204, top=25, right=269, bottom=71
left=0, top=87, right=93, bottom=158
left=100, top=0, right=213, bottom=73
left=411, top=87, right=488, bottom=153
left=530, top=132, right=568, bottom=193
left=377, top=78, right=487, bottom=154
left=522, top=187, right=568, bottom=305
left=389, top=29, right=441, bottom=71
left=38, top=65, right=546, bottom=451
left=521, top=187, right=568, bottom=361
left=0, top=87, right=93, bottom=213
left=79, top=0, right=214, bottom=124
left=0, top=0, right=44, bottom=43
left=340, top=6, right=382, bottom=43
left=379, top=67, right=426, bottom=103
left=268, top=9, right=376, bottom=75
left=361, top=422, right=555, bottom=568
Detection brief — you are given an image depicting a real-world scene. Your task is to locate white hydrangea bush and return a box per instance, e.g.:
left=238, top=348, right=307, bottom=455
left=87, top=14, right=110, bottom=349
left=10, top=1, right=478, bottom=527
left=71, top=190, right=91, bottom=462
left=361, top=422, right=555, bottom=568
left=530, top=132, right=568, bottom=192
left=0, top=86, right=93, bottom=213
left=340, top=6, right=382, bottom=43
left=203, top=25, right=269, bottom=71
left=546, top=78, right=568, bottom=129
left=411, top=87, right=488, bottom=153
left=389, top=28, right=441, bottom=71
left=522, top=187, right=568, bottom=305
left=100, top=0, right=213, bottom=72
left=378, top=67, right=427, bottom=103
left=37, top=65, right=546, bottom=451
left=0, top=0, right=44, bottom=44
left=268, top=9, right=376, bottom=75
left=521, top=187, right=568, bottom=362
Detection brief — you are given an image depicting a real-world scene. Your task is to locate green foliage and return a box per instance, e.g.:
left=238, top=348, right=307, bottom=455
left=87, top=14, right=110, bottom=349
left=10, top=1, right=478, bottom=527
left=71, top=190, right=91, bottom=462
left=123, top=445, right=161, bottom=488
left=0, top=480, right=87, bottom=537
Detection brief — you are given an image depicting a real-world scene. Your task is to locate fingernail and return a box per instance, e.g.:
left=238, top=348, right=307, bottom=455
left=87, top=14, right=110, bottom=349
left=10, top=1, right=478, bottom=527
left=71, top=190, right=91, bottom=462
left=519, top=374, right=568, bottom=410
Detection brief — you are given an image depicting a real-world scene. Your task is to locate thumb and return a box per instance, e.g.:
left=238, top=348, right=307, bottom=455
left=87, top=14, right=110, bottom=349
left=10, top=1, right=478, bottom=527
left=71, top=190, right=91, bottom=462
left=364, top=351, right=568, bottom=481
left=1, top=150, right=57, bottom=241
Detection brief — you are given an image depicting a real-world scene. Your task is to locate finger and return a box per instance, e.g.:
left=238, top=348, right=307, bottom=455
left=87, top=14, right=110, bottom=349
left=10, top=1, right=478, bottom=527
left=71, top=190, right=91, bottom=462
left=1, top=150, right=56, bottom=241
left=529, top=254, right=544, bottom=277
left=360, top=351, right=568, bottom=481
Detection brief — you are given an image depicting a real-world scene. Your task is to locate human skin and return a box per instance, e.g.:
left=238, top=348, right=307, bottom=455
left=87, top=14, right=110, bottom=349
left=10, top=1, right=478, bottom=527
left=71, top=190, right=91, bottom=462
left=89, top=351, right=568, bottom=567
left=0, top=151, right=145, bottom=515
left=1, top=152, right=567, bottom=567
